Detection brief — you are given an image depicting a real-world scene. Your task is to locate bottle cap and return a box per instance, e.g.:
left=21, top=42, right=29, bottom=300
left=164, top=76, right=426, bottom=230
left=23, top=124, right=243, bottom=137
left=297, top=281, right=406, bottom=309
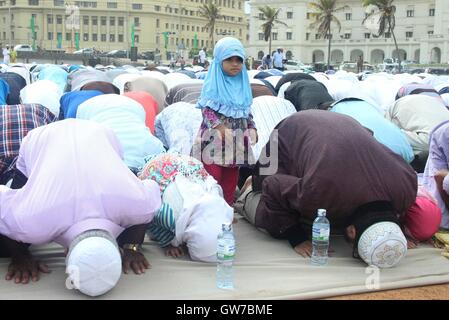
left=317, top=209, right=326, bottom=217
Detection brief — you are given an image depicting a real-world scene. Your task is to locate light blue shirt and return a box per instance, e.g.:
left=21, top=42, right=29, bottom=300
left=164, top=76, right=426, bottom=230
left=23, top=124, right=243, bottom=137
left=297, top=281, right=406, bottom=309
left=273, top=52, right=284, bottom=68
left=331, top=99, right=414, bottom=163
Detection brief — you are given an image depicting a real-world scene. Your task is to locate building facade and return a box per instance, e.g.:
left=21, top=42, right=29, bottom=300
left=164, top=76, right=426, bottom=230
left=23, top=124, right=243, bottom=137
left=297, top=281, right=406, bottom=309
left=248, top=0, right=449, bottom=65
left=0, top=0, right=247, bottom=55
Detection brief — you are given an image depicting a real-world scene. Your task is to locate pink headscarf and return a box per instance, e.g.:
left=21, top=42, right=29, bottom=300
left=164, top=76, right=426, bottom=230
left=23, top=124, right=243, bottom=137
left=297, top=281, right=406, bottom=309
left=123, top=91, right=157, bottom=133
left=404, top=187, right=442, bottom=241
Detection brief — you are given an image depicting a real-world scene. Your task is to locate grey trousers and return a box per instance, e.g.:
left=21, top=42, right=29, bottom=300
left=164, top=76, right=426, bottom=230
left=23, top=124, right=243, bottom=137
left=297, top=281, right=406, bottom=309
left=234, top=186, right=265, bottom=233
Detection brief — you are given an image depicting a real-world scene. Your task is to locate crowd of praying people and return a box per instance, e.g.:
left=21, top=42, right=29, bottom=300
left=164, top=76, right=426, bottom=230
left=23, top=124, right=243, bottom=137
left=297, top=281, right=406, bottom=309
left=0, top=37, right=448, bottom=297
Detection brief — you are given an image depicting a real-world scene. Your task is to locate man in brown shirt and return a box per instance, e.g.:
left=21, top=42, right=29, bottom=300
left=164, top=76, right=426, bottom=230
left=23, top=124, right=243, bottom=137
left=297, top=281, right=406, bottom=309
left=236, top=110, right=417, bottom=262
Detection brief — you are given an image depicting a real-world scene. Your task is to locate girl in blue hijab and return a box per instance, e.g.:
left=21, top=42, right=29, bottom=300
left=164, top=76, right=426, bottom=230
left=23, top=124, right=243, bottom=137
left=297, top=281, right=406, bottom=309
left=193, top=37, right=256, bottom=205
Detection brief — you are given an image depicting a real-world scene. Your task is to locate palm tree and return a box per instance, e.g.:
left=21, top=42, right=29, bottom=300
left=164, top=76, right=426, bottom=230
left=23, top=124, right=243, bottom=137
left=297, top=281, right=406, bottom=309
left=362, top=0, right=401, bottom=71
left=199, top=1, right=221, bottom=47
left=257, top=6, right=288, bottom=58
left=308, top=0, right=348, bottom=70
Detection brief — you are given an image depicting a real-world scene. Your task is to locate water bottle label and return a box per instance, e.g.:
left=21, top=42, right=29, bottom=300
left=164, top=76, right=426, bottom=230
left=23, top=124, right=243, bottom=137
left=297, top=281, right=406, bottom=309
left=312, top=227, right=330, bottom=241
left=217, top=243, right=235, bottom=260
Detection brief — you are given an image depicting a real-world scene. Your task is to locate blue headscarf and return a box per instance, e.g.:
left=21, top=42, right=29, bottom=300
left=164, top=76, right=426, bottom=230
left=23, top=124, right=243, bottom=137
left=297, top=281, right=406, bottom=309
left=0, top=79, right=10, bottom=105
left=59, top=90, right=104, bottom=119
left=197, top=37, right=252, bottom=119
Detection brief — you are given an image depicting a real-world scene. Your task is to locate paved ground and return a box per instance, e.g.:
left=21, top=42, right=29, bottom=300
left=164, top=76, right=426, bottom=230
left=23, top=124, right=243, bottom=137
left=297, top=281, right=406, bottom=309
left=328, top=283, right=449, bottom=300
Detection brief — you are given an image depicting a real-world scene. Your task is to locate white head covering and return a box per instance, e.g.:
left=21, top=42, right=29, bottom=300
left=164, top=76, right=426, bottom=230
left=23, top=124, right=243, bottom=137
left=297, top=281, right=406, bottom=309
left=169, top=175, right=233, bottom=262
left=357, top=222, right=407, bottom=268
left=66, top=230, right=122, bottom=297
left=20, top=80, right=62, bottom=117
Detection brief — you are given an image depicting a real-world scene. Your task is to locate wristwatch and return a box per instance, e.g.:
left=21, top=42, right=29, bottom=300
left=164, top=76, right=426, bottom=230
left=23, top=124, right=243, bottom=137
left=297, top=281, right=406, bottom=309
left=122, top=244, right=140, bottom=252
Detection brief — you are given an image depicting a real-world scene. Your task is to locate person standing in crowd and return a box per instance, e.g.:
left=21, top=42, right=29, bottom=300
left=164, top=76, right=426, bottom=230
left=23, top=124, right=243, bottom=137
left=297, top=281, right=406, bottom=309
left=357, top=55, right=364, bottom=73
left=273, top=48, right=284, bottom=71
left=193, top=37, right=257, bottom=206
left=2, top=45, right=10, bottom=65
left=198, top=47, right=207, bottom=67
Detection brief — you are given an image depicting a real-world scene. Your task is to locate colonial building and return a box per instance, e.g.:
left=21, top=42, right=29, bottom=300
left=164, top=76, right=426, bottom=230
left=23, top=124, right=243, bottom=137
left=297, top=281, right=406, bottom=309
left=0, top=0, right=247, bottom=54
left=248, top=0, right=449, bottom=65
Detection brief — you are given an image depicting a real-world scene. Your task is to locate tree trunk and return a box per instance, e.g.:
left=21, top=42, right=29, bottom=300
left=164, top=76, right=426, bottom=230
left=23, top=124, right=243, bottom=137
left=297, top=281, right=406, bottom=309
left=269, top=33, right=272, bottom=59
left=211, top=21, right=215, bottom=47
left=327, top=25, right=332, bottom=70
left=389, top=19, right=401, bottom=72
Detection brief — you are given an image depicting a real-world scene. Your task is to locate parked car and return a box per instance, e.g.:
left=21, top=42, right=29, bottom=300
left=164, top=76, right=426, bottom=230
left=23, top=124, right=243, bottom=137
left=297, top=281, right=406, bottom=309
left=284, top=60, right=313, bottom=72
left=138, top=51, right=155, bottom=60
left=74, top=48, right=94, bottom=55
left=106, top=49, right=128, bottom=58
left=14, top=44, right=33, bottom=52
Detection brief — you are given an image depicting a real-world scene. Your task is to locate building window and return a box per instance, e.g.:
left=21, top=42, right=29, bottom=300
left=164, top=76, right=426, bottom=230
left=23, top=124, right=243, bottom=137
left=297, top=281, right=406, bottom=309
left=406, top=31, right=413, bottom=38
left=56, top=15, right=62, bottom=24
left=155, top=5, right=160, bottom=11
left=429, top=8, right=435, bottom=16
left=101, top=34, right=106, bottom=42
left=28, top=0, right=39, bottom=5
left=92, top=17, right=98, bottom=25
left=258, top=13, right=264, bottom=19
left=134, top=17, right=140, bottom=27
left=118, top=34, right=123, bottom=42
left=134, top=35, right=139, bottom=43
left=109, top=34, right=115, bottom=42
left=66, top=33, right=72, bottom=41
left=315, top=33, right=321, bottom=40
left=83, top=33, right=89, bottom=41
left=345, top=13, right=352, bottom=20
left=287, top=12, right=293, bottom=19
left=92, top=33, right=97, bottom=41
left=306, top=13, right=311, bottom=19
left=428, top=30, right=434, bottom=35
left=83, top=16, right=89, bottom=25
left=344, top=33, right=351, bottom=39
left=47, top=14, right=53, bottom=24
left=385, top=32, right=391, bottom=38
left=286, top=32, right=292, bottom=40
left=364, top=33, right=371, bottom=39
left=406, top=10, right=414, bottom=17
left=132, top=3, right=142, bottom=10
left=110, top=17, right=115, bottom=26
left=118, top=17, right=124, bottom=26
left=47, top=32, right=53, bottom=40
left=101, top=17, right=107, bottom=26
left=258, top=33, right=264, bottom=41
left=306, top=33, right=310, bottom=40
left=107, top=2, right=117, bottom=9
left=53, top=0, right=64, bottom=6
left=156, top=19, right=160, bottom=28
left=272, top=32, right=277, bottom=40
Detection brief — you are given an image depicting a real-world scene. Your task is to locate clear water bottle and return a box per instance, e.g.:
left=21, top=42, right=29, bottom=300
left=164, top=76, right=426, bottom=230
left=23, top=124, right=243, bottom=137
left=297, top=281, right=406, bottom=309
left=311, top=208, right=330, bottom=266
left=216, top=224, right=235, bottom=289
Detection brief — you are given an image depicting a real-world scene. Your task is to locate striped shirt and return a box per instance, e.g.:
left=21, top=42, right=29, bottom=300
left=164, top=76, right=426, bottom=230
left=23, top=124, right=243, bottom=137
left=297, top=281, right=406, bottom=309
left=250, top=96, right=296, bottom=161
left=147, top=203, right=176, bottom=247
left=164, top=82, right=203, bottom=107
left=0, top=104, right=57, bottom=182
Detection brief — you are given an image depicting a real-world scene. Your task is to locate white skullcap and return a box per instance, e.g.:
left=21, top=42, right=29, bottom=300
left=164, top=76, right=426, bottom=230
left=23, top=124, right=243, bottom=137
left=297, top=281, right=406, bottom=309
left=357, top=222, right=407, bottom=268
left=66, top=230, right=122, bottom=297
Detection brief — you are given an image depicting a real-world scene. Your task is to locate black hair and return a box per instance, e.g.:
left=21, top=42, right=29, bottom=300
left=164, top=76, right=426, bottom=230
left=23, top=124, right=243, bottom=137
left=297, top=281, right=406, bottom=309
left=346, top=201, right=400, bottom=259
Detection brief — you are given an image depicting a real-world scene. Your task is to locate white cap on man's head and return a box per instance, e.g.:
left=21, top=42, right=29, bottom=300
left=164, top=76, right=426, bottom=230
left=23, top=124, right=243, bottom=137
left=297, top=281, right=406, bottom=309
left=66, top=230, right=122, bottom=297
left=357, top=222, right=407, bottom=268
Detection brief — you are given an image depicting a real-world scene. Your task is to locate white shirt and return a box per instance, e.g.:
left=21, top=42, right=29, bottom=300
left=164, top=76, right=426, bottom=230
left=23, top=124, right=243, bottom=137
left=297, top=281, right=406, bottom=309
left=199, top=50, right=206, bottom=63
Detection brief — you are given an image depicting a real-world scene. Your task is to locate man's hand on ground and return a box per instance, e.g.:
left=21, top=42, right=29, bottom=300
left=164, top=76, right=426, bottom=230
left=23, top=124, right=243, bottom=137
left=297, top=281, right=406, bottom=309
left=294, top=241, right=313, bottom=258
left=122, top=249, right=150, bottom=275
left=6, top=253, right=50, bottom=284
left=165, top=245, right=184, bottom=258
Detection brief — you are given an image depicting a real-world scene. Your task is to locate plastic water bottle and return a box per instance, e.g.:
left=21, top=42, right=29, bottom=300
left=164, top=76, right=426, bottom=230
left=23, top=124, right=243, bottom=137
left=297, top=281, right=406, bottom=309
left=311, top=209, right=330, bottom=266
left=216, top=224, right=235, bottom=289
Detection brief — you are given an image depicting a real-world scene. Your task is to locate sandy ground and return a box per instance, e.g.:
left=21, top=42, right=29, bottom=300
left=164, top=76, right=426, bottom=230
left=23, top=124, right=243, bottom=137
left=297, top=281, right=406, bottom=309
left=328, top=283, right=449, bottom=300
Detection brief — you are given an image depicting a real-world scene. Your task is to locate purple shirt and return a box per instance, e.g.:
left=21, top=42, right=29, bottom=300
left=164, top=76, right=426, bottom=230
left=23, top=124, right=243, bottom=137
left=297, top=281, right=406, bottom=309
left=423, top=120, right=449, bottom=229
left=0, top=119, right=161, bottom=247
